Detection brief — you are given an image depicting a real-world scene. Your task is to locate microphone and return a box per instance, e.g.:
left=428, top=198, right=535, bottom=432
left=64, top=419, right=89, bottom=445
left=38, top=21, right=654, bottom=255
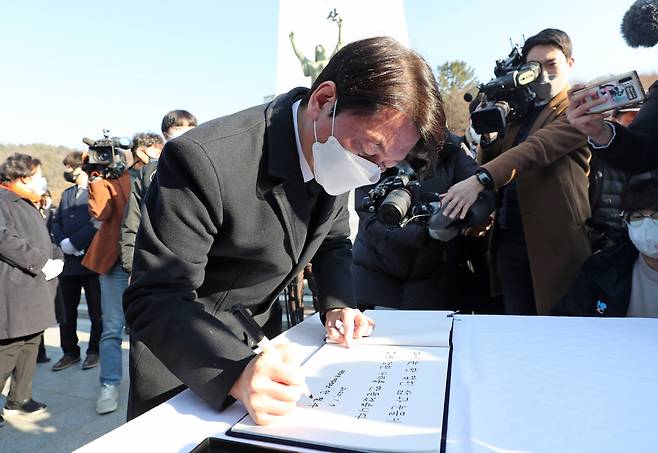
left=621, top=0, right=658, bottom=48
left=82, top=137, right=96, bottom=147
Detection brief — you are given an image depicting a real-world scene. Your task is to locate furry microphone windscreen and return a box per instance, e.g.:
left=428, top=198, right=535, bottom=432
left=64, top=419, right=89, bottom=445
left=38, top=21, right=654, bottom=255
left=621, top=0, right=658, bottom=47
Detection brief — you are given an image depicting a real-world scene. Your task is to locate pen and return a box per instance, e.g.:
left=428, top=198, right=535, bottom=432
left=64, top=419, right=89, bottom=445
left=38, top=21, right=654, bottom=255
left=231, top=304, right=314, bottom=399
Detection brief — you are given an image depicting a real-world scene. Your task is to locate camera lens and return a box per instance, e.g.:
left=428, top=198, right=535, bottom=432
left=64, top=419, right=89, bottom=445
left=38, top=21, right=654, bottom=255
left=377, top=188, right=411, bottom=226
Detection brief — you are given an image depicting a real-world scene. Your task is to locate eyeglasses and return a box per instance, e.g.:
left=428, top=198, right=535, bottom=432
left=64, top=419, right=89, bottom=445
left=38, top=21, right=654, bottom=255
left=622, top=211, right=658, bottom=225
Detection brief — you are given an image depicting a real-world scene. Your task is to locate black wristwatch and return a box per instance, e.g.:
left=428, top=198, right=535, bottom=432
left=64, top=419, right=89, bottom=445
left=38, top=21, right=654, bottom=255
left=475, top=169, right=494, bottom=190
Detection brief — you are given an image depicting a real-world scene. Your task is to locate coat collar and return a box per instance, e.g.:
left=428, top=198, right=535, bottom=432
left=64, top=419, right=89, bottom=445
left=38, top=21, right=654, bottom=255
left=257, top=87, right=339, bottom=263
left=528, top=87, right=570, bottom=136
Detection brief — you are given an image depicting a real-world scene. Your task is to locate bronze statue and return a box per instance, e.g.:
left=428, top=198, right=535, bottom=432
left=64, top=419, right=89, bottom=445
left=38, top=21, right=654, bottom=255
left=289, top=10, right=343, bottom=82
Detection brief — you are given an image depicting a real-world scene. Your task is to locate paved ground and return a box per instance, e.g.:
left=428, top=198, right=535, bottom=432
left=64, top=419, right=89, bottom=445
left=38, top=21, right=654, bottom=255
left=0, top=319, right=130, bottom=453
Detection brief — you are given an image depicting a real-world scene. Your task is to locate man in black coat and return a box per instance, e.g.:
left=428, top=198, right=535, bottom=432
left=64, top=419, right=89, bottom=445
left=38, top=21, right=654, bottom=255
left=123, top=37, right=446, bottom=424
left=50, top=152, right=102, bottom=371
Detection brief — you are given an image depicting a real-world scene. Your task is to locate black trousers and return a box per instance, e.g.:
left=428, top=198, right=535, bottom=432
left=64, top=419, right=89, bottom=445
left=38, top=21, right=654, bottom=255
left=0, top=332, right=42, bottom=402
left=495, top=228, right=537, bottom=315
left=58, top=274, right=103, bottom=357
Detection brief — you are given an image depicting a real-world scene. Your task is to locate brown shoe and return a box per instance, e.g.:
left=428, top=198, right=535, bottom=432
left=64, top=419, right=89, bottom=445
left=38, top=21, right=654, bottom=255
left=51, top=355, right=80, bottom=371
left=82, top=353, right=99, bottom=370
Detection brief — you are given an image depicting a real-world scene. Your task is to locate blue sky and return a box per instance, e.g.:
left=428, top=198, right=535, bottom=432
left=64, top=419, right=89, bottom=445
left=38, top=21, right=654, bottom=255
left=0, top=0, right=655, bottom=147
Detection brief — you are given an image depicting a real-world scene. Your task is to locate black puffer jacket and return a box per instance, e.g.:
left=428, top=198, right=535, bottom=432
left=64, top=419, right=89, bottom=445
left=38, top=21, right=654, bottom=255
left=553, top=239, right=637, bottom=317
left=0, top=188, right=58, bottom=339
left=352, top=135, right=496, bottom=307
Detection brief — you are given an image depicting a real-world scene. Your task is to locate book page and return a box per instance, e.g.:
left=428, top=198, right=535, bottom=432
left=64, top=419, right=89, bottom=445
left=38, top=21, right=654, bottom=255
left=342, top=310, right=454, bottom=347
left=229, top=343, right=449, bottom=453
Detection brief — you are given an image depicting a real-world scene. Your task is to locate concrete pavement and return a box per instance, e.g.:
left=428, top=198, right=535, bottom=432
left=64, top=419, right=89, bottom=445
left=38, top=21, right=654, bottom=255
left=0, top=319, right=129, bottom=453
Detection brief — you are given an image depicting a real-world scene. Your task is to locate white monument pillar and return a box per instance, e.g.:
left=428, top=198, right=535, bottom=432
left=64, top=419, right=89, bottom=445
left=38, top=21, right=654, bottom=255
left=274, top=0, right=409, bottom=240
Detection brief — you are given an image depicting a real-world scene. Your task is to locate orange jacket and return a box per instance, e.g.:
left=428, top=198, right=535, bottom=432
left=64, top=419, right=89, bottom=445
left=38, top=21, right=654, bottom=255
left=82, top=173, right=131, bottom=274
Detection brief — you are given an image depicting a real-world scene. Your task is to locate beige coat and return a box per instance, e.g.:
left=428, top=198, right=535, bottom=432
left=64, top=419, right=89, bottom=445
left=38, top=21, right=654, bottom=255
left=480, top=89, right=591, bottom=315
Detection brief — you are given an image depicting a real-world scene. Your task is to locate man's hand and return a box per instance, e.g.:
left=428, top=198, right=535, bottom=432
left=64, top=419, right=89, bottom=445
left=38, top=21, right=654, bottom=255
left=229, top=344, right=308, bottom=426
left=566, top=84, right=613, bottom=146
left=324, top=308, right=374, bottom=348
left=440, top=175, right=484, bottom=220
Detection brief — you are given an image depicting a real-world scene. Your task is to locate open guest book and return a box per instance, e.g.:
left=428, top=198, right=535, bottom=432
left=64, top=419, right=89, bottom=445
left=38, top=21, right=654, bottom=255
left=227, top=310, right=455, bottom=453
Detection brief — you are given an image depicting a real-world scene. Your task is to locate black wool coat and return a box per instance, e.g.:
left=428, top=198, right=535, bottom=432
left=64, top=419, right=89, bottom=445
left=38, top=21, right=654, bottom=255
left=0, top=188, right=58, bottom=339
left=123, top=88, right=355, bottom=418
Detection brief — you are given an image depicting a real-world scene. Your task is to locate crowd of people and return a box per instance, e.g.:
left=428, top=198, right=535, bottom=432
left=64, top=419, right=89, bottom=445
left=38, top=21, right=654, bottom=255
left=0, top=110, right=197, bottom=426
left=0, top=1, right=656, bottom=433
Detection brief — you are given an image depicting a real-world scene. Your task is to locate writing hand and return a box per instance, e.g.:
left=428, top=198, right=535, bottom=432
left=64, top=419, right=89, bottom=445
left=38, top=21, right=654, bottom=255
left=325, top=308, right=374, bottom=348
left=229, top=343, right=309, bottom=425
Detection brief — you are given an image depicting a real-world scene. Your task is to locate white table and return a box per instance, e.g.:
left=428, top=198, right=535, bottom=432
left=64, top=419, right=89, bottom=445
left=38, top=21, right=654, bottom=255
left=77, top=314, right=658, bottom=453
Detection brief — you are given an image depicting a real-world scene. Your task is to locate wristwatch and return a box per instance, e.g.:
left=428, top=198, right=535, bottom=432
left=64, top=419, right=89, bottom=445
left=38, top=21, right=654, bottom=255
left=475, top=169, right=494, bottom=190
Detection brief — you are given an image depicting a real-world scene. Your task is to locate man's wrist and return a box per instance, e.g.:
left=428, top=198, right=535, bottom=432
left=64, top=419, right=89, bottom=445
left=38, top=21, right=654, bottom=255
left=474, top=168, right=495, bottom=190
left=588, top=122, right=616, bottom=149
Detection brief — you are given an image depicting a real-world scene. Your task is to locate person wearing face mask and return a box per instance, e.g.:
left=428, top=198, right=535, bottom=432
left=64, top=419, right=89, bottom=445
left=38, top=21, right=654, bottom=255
left=49, top=151, right=103, bottom=373
left=554, top=178, right=658, bottom=317
left=120, top=114, right=197, bottom=275
left=119, top=132, right=165, bottom=274
left=0, top=153, right=63, bottom=424
left=440, top=28, right=591, bottom=317
left=123, top=36, right=445, bottom=423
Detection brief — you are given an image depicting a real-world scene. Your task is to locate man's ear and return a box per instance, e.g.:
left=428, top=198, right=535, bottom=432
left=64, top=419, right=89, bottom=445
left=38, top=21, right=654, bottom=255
left=306, top=81, right=337, bottom=121
left=567, top=56, right=575, bottom=69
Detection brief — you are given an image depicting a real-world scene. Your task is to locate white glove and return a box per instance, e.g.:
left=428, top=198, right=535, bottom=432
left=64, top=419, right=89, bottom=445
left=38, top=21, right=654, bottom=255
left=60, top=238, right=80, bottom=255
left=41, top=259, right=64, bottom=281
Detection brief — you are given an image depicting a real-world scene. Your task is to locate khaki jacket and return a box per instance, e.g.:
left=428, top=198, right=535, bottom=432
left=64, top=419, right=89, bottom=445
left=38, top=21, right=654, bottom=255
left=480, top=88, right=592, bottom=315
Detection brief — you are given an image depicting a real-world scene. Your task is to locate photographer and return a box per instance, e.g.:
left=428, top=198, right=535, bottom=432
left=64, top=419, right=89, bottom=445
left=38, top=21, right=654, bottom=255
left=80, top=142, right=131, bottom=415
left=0, top=153, right=62, bottom=422
left=441, top=29, right=591, bottom=316
left=352, top=133, right=496, bottom=310
left=566, top=0, right=658, bottom=175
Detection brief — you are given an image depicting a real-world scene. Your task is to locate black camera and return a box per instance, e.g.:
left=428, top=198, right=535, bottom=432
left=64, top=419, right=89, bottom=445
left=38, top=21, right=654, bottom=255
left=359, top=162, right=440, bottom=228
left=82, top=130, right=132, bottom=179
left=466, top=46, right=541, bottom=134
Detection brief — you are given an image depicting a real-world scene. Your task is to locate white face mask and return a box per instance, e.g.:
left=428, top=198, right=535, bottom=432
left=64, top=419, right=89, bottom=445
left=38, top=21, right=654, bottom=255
left=311, top=100, right=382, bottom=196
left=29, top=175, right=47, bottom=197
left=628, top=218, right=658, bottom=259
left=531, top=72, right=568, bottom=103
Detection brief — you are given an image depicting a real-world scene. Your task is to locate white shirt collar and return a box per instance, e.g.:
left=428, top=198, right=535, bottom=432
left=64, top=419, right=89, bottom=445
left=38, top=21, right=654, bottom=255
left=292, top=99, right=314, bottom=183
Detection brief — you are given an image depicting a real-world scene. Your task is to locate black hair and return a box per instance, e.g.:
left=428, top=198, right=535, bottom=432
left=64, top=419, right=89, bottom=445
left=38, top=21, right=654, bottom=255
left=300, top=36, right=446, bottom=173
left=131, top=132, right=165, bottom=154
left=522, top=28, right=573, bottom=61
left=161, top=110, right=198, bottom=135
left=621, top=177, right=658, bottom=212
left=63, top=151, right=83, bottom=169
left=0, top=153, right=41, bottom=183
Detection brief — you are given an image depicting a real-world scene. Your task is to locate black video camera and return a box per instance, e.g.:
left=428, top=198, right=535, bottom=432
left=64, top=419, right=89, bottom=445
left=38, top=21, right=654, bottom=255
left=466, top=46, right=541, bottom=134
left=359, top=162, right=441, bottom=228
left=82, top=130, right=132, bottom=179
